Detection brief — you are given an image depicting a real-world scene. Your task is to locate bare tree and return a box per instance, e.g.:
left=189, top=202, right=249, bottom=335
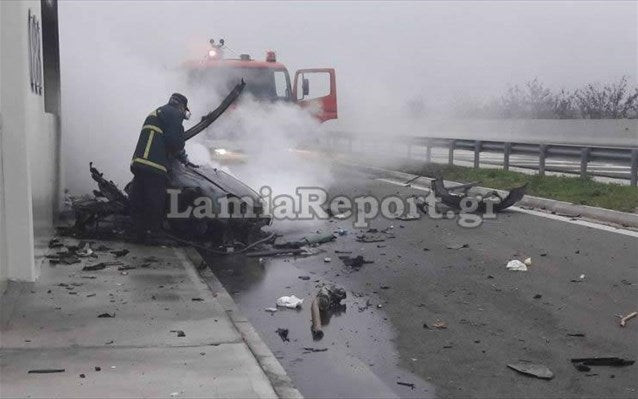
left=574, top=76, right=638, bottom=118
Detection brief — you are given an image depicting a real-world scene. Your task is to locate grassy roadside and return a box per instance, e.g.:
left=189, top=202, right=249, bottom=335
left=399, top=163, right=638, bottom=213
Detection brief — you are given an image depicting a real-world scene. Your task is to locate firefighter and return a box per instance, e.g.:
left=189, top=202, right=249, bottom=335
left=129, top=93, right=196, bottom=242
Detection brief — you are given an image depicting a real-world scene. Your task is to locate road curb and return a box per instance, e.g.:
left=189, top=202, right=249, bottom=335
left=182, top=247, right=304, bottom=399
left=341, top=160, right=638, bottom=229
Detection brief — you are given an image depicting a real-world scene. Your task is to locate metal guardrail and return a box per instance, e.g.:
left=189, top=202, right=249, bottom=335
left=327, top=132, right=638, bottom=186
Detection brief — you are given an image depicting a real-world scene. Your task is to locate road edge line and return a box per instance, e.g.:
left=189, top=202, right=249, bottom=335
left=181, top=247, right=304, bottom=399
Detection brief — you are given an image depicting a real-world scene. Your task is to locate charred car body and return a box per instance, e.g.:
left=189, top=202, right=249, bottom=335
left=69, top=81, right=270, bottom=246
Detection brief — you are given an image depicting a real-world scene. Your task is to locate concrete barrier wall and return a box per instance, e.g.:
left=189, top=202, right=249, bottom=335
left=0, top=1, right=60, bottom=285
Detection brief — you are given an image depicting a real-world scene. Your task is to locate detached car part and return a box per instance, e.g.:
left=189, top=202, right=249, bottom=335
left=432, top=177, right=527, bottom=212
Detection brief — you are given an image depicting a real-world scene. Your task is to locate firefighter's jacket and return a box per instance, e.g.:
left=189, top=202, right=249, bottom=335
left=131, top=104, right=185, bottom=176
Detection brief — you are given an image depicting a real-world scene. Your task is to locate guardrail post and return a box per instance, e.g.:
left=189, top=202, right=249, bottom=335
left=448, top=140, right=455, bottom=166
left=473, top=140, right=482, bottom=169
left=631, top=149, right=638, bottom=187
left=580, top=147, right=591, bottom=179
left=538, top=144, right=547, bottom=176
left=503, top=142, right=511, bottom=171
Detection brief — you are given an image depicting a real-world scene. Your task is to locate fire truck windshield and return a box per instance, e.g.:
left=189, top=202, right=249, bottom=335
left=188, top=67, right=292, bottom=102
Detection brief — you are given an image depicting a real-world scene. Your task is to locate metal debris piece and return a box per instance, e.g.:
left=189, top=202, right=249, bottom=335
left=302, top=347, right=328, bottom=353
left=620, top=311, right=637, bottom=327
left=316, top=285, right=347, bottom=311
left=274, top=232, right=336, bottom=249
left=311, top=297, right=323, bottom=340
left=396, top=215, right=420, bottom=221
left=356, top=233, right=386, bottom=243
left=446, top=243, right=469, bottom=250
left=117, top=265, right=136, bottom=271
left=111, top=249, right=129, bottom=258
left=48, top=239, right=64, bottom=248
left=275, top=328, right=290, bottom=342
left=339, top=255, right=373, bottom=269
left=97, top=313, right=114, bottom=318
left=432, top=177, right=527, bottom=213
left=507, top=363, right=554, bottom=380
left=396, top=381, right=415, bottom=390
left=28, top=369, right=65, bottom=374
left=571, top=357, right=635, bottom=367
left=170, top=330, right=186, bottom=337
left=82, top=261, right=122, bottom=271
left=246, top=248, right=305, bottom=257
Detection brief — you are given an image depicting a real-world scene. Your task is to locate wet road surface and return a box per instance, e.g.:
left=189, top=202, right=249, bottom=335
left=201, top=166, right=638, bottom=398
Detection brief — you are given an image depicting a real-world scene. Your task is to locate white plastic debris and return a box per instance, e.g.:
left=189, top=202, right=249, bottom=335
left=506, top=260, right=528, bottom=272
left=264, top=307, right=277, bottom=313
left=276, top=295, right=304, bottom=309
left=524, top=257, right=532, bottom=266
left=324, top=257, right=332, bottom=263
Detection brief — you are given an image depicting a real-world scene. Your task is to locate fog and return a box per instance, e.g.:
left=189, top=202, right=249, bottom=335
left=59, top=1, right=637, bottom=193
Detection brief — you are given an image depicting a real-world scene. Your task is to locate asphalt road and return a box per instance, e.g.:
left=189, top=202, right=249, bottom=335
left=202, top=166, right=638, bottom=398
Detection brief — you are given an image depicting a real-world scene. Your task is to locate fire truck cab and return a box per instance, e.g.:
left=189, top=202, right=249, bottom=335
left=185, top=40, right=337, bottom=122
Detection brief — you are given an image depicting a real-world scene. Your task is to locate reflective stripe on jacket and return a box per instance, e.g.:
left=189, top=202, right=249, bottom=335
left=131, top=104, right=185, bottom=175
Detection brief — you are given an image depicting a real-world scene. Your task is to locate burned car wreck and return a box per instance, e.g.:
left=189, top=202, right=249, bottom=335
left=66, top=81, right=271, bottom=247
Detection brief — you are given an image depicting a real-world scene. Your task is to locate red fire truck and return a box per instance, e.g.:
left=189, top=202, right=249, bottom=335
left=184, top=39, right=338, bottom=122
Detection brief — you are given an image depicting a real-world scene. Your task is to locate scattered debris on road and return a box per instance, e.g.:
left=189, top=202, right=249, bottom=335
left=111, top=249, right=130, bottom=258
left=97, top=313, right=114, bottom=318
left=170, top=330, right=186, bottom=337
left=446, top=242, right=469, bottom=250
left=570, top=274, right=586, bottom=283
left=432, top=177, right=527, bottom=213
left=339, top=255, right=373, bottom=270
left=396, top=381, right=416, bottom=390
left=276, top=295, right=304, bottom=309
left=507, top=363, right=554, bottom=380
left=275, top=232, right=336, bottom=249
left=506, top=259, right=528, bottom=272
left=28, top=369, right=65, bottom=374
left=48, top=238, right=64, bottom=248
left=276, top=328, right=290, bottom=342
left=302, top=347, right=328, bottom=353
left=432, top=320, right=448, bottom=329
left=571, top=357, right=635, bottom=369
left=265, top=307, right=277, bottom=313
left=82, top=261, right=122, bottom=271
